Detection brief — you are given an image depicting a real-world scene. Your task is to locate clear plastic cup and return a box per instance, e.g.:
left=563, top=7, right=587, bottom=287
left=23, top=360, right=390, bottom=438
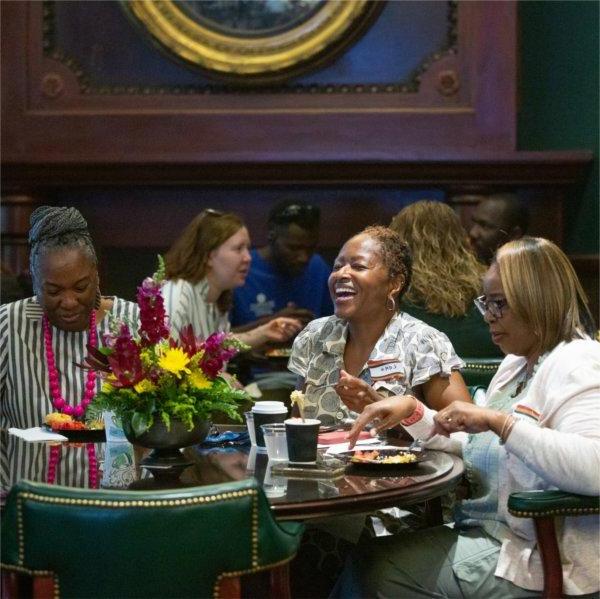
left=244, top=411, right=256, bottom=446
left=261, top=423, right=289, bottom=462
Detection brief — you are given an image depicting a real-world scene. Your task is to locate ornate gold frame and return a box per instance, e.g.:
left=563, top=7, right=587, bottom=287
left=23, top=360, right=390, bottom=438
left=123, top=0, right=382, bottom=83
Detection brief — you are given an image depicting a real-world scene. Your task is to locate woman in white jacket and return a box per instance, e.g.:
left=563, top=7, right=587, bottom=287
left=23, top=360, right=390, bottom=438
left=334, top=237, right=599, bottom=598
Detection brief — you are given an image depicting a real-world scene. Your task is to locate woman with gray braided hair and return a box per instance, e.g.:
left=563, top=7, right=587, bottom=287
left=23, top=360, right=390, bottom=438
left=0, top=206, right=138, bottom=494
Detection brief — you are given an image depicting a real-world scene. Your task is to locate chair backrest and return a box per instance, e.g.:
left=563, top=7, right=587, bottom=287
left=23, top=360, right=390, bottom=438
left=1, top=478, right=303, bottom=599
left=461, top=358, right=502, bottom=389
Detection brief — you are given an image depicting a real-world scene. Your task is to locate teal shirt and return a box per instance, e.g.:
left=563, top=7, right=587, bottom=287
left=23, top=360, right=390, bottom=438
left=401, top=301, right=503, bottom=359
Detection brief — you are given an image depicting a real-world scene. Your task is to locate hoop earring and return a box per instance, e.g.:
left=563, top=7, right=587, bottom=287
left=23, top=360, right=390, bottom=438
left=386, top=296, right=396, bottom=312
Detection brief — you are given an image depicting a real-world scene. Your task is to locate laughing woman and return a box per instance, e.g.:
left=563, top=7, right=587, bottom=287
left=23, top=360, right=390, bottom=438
left=288, top=226, right=471, bottom=427
left=162, top=209, right=301, bottom=349
left=337, top=237, right=599, bottom=598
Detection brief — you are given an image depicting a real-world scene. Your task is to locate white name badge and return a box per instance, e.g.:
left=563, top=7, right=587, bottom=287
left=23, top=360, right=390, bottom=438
left=368, top=359, right=404, bottom=382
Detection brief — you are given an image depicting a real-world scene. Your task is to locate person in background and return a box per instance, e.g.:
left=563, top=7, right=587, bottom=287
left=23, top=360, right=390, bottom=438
left=469, top=193, right=529, bottom=264
left=336, top=237, right=599, bottom=599
left=162, top=209, right=301, bottom=349
left=230, top=200, right=333, bottom=331
left=288, top=225, right=471, bottom=427
left=0, top=206, right=139, bottom=492
left=390, top=200, right=502, bottom=358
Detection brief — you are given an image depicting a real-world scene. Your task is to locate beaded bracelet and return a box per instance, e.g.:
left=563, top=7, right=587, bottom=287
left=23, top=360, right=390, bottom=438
left=499, top=414, right=517, bottom=445
left=400, top=396, right=424, bottom=426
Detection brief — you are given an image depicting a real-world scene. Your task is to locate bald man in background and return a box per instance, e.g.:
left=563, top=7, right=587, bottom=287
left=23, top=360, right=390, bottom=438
left=468, top=193, right=529, bottom=264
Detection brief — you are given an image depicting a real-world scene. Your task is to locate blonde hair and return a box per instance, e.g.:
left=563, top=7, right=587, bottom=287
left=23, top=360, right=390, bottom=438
left=390, top=201, right=485, bottom=317
left=496, top=237, right=594, bottom=354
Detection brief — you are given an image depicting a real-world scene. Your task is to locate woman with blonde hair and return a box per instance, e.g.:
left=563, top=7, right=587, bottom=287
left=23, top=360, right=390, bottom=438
left=390, top=200, right=501, bottom=357
left=336, top=237, right=599, bottom=598
left=162, top=209, right=301, bottom=349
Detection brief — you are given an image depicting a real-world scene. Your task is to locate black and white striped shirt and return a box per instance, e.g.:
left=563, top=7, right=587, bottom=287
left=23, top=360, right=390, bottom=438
left=0, top=296, right=139, bottom=493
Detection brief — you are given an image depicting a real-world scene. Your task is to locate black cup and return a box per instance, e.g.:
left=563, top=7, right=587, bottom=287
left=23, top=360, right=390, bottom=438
left=285, top=419, right=320, bottom=464
left=252, top=406, right=288, bottom=448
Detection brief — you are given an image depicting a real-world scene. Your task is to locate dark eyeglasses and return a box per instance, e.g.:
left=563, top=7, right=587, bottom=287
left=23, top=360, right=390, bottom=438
left=474, top=295, right=508, bottom=319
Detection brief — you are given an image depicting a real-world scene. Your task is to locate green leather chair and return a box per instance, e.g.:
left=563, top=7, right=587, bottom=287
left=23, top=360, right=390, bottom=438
left=1, top=478, right=304, bottom=599
left=461, top=357, right=502, bottom=389
left=508, top=490, right=600, bottom=599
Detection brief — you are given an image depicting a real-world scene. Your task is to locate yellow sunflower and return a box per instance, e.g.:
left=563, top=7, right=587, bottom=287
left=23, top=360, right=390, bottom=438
left=188, top=369, right=211, bottom=390
left=158, top=347, right=191, bottom=378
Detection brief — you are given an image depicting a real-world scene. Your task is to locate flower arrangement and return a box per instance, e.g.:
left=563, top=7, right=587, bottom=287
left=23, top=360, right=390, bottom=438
left=86, top=259, right=248, bottom=436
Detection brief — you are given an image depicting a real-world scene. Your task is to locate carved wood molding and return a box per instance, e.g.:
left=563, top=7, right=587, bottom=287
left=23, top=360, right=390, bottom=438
left=2, top=151, right=592, bottom=190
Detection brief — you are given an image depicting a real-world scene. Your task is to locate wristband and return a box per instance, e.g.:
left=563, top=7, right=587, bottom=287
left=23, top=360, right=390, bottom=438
left=400, top=396, right=424, bottom=426
left=499, top=414, right=517, bottom=445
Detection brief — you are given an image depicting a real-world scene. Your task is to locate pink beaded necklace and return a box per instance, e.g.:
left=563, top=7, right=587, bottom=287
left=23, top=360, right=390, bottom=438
left=43, top=311, right=99, bottom=488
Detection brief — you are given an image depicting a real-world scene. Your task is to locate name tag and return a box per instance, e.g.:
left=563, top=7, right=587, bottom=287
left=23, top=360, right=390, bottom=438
left=368, top=359, right=404, bottom=382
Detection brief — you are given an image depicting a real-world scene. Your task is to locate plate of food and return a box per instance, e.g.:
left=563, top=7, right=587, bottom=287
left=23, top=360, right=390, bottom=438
left=43, top=413, right=106, bottom=443
left=337, top=448, right=429, bottom=469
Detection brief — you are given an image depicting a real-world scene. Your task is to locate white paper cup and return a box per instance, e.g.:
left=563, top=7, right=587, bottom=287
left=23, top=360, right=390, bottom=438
left=252, top=401, right=288, bottom=448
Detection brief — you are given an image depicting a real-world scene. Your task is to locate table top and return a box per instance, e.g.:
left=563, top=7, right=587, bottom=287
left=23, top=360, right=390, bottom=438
left=157, top=444, right=465, bottom=521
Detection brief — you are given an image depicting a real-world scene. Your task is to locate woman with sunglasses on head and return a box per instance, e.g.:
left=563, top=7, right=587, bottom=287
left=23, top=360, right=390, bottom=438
left=288, top=225, right=472, bottom=428
left=162, top=209, right=302, bottom=349
left=336, top=237, right=599, bottom=599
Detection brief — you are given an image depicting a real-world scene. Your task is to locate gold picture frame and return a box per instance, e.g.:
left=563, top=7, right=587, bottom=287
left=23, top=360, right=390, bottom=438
left=122, top=0, right=383, bottom=84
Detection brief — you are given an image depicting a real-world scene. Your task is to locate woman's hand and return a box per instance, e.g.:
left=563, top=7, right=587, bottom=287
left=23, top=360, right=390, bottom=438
left=346, top=395, right=417, bottom=448
left=262, top=317, right=303, bottom=343
left=334, top=370, right=381, bottom=413
left=434, top=401, right=505, bottom=437
left=237, top=317, right=303, bottom=349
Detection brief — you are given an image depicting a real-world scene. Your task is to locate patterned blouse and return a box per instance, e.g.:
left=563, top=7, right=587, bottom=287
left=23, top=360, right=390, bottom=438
left=161, top=278, right=230, bottom=340
left=288, top=312, right=463, bottom=425
left=0, top=296, right=139, bottom=493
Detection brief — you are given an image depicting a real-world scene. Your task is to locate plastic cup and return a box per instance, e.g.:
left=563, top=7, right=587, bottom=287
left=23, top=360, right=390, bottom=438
left=285, top=418, right=321, bottom=464
left=261, top=423, right=289, bottom=462
left=244, top=411, right=256, bottom=446
left=251, top=401, right=288, bottom=448
left=263, top=464, right=288, bottom=498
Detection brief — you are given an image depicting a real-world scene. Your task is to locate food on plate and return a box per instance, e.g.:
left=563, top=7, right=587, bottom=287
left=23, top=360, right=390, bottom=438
left=44, top=412, right=104, bottom=431
left=349, top=449, right=417, bottom=464
left=265, top=348, right=292, bottom=358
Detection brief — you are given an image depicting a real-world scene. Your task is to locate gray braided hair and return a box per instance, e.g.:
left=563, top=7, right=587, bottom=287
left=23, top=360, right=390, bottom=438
left=29, top=206, right=97, bottom=295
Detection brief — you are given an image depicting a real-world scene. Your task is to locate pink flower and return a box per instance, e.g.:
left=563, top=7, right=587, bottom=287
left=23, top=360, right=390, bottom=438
left=105, top=323, right=145, bottom=388
left=137, top=277, right=169, bottom=346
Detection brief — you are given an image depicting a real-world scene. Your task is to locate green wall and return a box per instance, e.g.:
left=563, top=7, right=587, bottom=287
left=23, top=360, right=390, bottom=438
left=519, top=0, right=599, bottom=254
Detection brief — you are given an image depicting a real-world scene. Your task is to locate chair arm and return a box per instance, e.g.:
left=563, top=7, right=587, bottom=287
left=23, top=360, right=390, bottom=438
left=508, top=490, right=600, bottom=518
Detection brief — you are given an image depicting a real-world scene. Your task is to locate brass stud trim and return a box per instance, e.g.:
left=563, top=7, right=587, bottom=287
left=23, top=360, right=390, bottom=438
left=509, top=507, right=599, bottom=518
left=18, top=488, right=256, bottom=509
left=212, top=554, right=298, bottom=599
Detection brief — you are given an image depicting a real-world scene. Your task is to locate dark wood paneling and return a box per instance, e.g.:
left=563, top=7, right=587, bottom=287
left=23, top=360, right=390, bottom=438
left=2, top=1, right=517, bottom=164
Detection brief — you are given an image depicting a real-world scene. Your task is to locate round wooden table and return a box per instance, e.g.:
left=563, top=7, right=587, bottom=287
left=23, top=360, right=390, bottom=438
left=170, top=445, right=464, bottom=523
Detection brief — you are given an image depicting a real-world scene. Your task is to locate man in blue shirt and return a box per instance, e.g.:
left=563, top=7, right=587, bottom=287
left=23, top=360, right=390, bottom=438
left=231, top=200, right=333, bottom=330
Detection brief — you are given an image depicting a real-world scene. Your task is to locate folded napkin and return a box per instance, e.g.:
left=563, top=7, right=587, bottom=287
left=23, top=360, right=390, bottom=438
left=9, top=426, right=67, bottom=442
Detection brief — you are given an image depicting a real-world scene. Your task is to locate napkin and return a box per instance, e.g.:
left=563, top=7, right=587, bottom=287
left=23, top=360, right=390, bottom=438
left=9, top=427, right=67, bottom=442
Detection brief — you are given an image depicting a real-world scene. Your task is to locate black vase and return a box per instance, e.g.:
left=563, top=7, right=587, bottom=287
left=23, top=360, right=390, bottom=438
left=123, top=415, right=210, bottom=482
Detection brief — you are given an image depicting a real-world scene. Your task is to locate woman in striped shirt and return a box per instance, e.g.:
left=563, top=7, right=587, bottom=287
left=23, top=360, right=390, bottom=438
left=162, top=209, right=301, bottom=348
left=0, top=206, right=138, bottom=494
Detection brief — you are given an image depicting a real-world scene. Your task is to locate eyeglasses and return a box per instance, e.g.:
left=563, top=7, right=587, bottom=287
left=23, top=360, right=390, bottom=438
left=474, top=295, right=508, bottom=319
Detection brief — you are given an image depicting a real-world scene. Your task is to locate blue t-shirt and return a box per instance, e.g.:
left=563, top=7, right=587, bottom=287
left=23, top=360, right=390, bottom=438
left=231, top=249, right=334, bottom=326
